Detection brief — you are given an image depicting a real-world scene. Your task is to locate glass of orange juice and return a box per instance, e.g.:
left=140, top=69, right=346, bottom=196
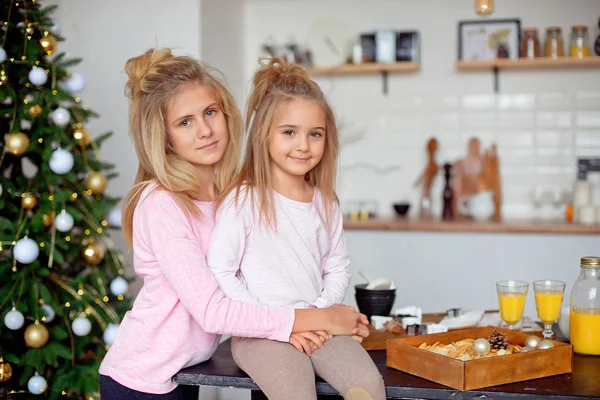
left=496, top=280, right=529, bottom=330
left=534, top=280, right=566, bottom=339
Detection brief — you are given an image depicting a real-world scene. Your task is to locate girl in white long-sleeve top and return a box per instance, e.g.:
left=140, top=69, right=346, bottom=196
left=208, top=57, right=385, bottom=400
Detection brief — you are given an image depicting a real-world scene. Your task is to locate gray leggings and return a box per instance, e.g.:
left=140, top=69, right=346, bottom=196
left=232, top=336, right=386, bottom=400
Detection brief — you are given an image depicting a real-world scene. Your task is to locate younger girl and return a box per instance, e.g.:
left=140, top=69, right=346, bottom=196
left=98, top=48, right=369, bottom=400
left=208, top=58, right=386, bottom=400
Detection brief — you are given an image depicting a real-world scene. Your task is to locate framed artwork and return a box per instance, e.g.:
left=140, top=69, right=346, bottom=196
left=458, top=19, right=521, bottom=60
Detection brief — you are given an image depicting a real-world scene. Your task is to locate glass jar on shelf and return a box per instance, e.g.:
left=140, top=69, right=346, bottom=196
left=544, top=27, right=564, bottom=59
left=570, top=256, right=600, bottom=356
left=521, top=28, right=540, bottom=59
left=570, top=25, right=590, bottom=58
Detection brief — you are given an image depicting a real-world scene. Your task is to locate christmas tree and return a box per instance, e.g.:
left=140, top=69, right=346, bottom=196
left=0, top=1, right=131, bottom=398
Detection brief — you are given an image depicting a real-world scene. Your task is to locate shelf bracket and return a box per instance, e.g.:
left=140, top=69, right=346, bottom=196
left=493, top=66, right=499, bottom=93
left=381, top=70, right=389, bottom=95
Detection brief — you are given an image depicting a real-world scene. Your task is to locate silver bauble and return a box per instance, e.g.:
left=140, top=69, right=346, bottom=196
left=472, top=338, right=491, bottom=355
left=536, top=339, right=555, bottom=350
left=524, top=335, right=541, bottom=349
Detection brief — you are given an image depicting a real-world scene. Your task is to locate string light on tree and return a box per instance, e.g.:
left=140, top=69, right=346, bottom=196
left=13, top=236, right=39, bottom=264
left=5, top=132, right=29, bottom=156
left=4, top=307, right=25, bottom=330
left=72, top=316, right=92, bottom=336
left=110, top=277, right=128, bottom=296
left=24, top=321, right=49, bottom=348
left=49, top=148, right=74, bottom=174
left=28, top=66, right=47, bottom=85
left=27, top=372, right=48, bottom=395
left=54, top=209, right=74, bottom=232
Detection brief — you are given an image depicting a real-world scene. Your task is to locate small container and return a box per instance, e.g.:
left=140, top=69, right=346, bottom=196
left=544, top=27, right=564, bottom=59
left=569, top=25, right=590, bottom=58
left=521, top=28, right=540, bottom=59
left=570, top=256, right=600, bottom=355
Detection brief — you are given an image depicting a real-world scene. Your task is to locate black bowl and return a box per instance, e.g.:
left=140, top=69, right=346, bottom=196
left=393, top=203, right=410, bottom=217
left=354, top=283, right=396, bottom=320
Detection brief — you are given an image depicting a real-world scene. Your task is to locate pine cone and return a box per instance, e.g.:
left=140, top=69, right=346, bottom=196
left=487, top=330, right=509, bottom=350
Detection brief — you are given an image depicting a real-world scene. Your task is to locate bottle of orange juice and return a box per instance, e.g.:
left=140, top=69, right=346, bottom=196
left=570, top=256, right=600, bottom=355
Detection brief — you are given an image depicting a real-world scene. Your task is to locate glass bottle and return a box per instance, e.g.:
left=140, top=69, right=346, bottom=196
left=544, top=27, right=564, bottom=59
left=570, top=25, right=590, bottom=58
left=570, top=256, right=600, bottom=355
left=521, top=28, right=540, bottom=59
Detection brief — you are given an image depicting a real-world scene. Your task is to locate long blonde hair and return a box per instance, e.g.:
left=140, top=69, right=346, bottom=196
left=220, top=57, right=338, bottom=228
left=122, top=48, right=243, bottom=247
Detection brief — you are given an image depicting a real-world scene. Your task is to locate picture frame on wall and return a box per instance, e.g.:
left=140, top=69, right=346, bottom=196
left=458, top=19, right=521, bottom=61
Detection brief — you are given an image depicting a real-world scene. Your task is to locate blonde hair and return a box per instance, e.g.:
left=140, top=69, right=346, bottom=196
left=121, top=48, right=243, bottom=247
left=220, top=57, right=338, bottom=228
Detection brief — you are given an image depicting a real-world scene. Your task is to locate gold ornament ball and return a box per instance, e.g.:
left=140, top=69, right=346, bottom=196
left=5, top=132, right=30, bottom=156
left=73, top=126, right=91, bottom=147
left=24, top=322, right=49, bottom=348
left=83, top=242, right=105, bottom=265
left=86, top=172, right=108, bottom=195
left=42, top=211, right=55, bottom=227
left=0, top=358, right=12, bottom=383
left=0, top=72, right=7, bottom=85
left=39, top=34, right=57, bottom=55
left=21, top=193, right=37, bottom=209
left=28, top=104, right=43, bottom=118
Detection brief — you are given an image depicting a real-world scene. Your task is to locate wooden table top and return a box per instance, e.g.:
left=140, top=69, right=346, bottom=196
left=174, top=339, right=600, bottom=399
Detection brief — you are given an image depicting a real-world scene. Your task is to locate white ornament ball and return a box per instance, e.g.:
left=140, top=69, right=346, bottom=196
left=536, top=339, right=555, bottom=350
left=54, top=209, right=74, bottom=232
left=4, top=307, right=25, bottom=330
left=524, top=335, right=541, bottom=349
left=13, top=236, right=39, bottom=264
left=28, top=67, right=48, bottom=85
left=27, top=372, right=48, bottom=395
left=49, top=148, right=74, bottom=175
left=72, top=316, right=92, bottom=336
left=51, top=22, right=60, bottom=34
left=51, top=107, right=70, bottom=127
left=41, top=304, right=55, bottom=323
left=110, top=277, right=128, bottom=296
left=472, top=338, right=491, bottom=355
left=20, top=119, right=32, bottom=130
left=0, top=46, right=6, bottom=63
left=64, top=72, right=86, bottom=93
left=107, top=208, right=122, bottom=228
left=520, top=347, right=533, bottom=353
left=103, top=323, right=120, bottom=345
left=2, top=96, right=12, bottom=105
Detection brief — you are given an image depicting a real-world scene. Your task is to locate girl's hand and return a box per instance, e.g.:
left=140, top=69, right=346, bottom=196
left=351, top=335, right=364, bottom=344
left=289, top=331, right=331, bottom=356
left=326, top=304, right=369, bottom=336
left=354, top=321, right=370, bottom=338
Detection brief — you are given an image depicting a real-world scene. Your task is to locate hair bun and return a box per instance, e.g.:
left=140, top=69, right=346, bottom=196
left=124, top=48, right=173, bottom=99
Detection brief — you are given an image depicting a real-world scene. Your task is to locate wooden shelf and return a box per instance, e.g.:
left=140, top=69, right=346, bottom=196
left=456, top=56, right=600, bottom=70
left=308, top=62, right=420, bottom=76
left=343, top=217, right=600, bottom=235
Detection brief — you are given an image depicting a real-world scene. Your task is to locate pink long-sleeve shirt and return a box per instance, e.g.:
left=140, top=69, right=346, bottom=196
left=99, top=183, right=295, bottom=394
left=207, top=187, right=351, bottom=309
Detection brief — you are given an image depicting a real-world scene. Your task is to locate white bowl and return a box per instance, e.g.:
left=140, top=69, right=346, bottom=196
left=558, top=306, right=570, bottom=340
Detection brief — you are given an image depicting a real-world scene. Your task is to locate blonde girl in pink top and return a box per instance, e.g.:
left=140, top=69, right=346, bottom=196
left=208, top=58, right=386, bottom=400
left=98, top=48, right=369, bottom=400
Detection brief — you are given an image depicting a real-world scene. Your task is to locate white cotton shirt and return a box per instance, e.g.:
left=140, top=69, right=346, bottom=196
left=207, top=187, right=351, bottom=309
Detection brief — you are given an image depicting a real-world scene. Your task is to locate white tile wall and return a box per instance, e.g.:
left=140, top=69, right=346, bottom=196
left=328, top=90, right=600, bottom=219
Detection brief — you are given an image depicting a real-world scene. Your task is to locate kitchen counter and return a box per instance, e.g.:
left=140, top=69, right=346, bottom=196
left=343, top=217, right=600, bottom=235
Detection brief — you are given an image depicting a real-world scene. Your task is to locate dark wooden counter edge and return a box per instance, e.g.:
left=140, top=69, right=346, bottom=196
left=343, top=218, right=600, bottom=235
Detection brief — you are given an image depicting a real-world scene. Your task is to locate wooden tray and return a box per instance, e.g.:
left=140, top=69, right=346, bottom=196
left=386, top=327, right=573, bottom=391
